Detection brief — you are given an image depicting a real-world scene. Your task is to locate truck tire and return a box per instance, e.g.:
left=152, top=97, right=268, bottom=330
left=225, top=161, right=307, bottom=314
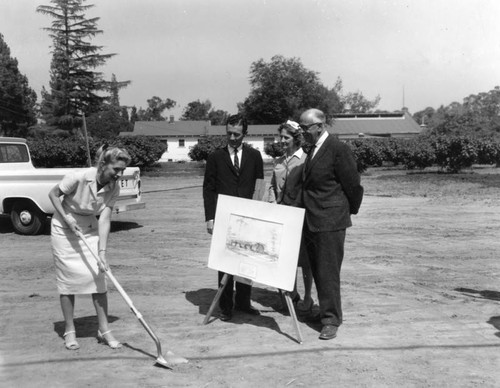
left=10, top=201, right=45, bottom=235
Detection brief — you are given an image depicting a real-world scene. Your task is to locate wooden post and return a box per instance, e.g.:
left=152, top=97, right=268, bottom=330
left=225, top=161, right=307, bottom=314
left=284, top=291, right=303, bottom=344
left=82, top=114, right=92, bottom=167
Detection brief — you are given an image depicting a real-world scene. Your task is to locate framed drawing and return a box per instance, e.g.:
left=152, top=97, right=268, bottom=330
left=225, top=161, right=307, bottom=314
left=207, top=194, right=305, bottom=291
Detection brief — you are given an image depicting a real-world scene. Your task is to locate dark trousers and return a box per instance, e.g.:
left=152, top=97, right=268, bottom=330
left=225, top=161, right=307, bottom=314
left=218, top=271, right=252, bottom=313
left=304, top=227, right=346, bottom=326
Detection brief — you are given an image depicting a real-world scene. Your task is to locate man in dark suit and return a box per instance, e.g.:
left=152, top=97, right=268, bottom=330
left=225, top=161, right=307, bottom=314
left=203, top=114, right=264, bottom=321
left=300, top=108, right=363, bottom=340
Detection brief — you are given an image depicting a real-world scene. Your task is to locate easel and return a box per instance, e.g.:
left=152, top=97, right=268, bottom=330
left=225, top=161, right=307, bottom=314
left=203, top=273, right=303, bottom=344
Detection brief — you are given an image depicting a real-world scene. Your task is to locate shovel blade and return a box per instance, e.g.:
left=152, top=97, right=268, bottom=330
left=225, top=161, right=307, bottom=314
left=155, top=351, right=188, bottom=368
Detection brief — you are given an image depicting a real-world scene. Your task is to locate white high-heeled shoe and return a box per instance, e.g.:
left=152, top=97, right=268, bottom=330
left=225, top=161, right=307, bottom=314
left=63, top=330, right=80, bottom=350
left=97, top=330, right=122, bottom=349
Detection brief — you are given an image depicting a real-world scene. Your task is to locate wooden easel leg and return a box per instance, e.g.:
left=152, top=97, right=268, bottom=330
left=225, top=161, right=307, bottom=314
left=283, top=291, right=303, bottom=344
left=203, top=273, right=229, bottom=325
left=278, top=289, right=287, bottom=311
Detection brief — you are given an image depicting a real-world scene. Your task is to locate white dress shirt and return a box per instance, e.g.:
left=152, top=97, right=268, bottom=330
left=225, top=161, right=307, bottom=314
left=312, top=130, right=329, bottom=158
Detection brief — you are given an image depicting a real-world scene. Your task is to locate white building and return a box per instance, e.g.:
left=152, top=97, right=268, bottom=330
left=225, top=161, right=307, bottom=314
left=120, top=112, right=423, bottom=162
left=120, top=120, right=278, bottom=161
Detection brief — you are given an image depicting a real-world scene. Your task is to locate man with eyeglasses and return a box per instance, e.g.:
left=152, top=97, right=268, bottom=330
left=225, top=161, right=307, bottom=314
left=203, top=114, right=264, bottom=322
left=299, top=108, right=363, bottom=340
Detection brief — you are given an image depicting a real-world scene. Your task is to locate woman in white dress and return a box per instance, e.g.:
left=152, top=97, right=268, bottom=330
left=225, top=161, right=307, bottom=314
left=48, top=145, right=130, bottom=350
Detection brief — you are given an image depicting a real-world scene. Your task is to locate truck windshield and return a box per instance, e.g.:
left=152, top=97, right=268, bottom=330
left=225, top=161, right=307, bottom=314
left=0, top=144, right=30, bottom=163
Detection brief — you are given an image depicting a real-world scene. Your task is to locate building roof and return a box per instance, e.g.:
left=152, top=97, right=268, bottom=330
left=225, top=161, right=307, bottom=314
left=122, top=120, right=210, bottom=137
left=122, top=112, right=422, bottom=138
left=123, top=121, right=281, bottom=137
left=329, top=112, right=422, bottom=136
left=207, top=125, right=278, bottom=136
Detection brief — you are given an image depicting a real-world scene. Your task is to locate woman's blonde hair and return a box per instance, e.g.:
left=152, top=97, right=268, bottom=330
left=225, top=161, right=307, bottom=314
left=95, top=144, right=131, bottom=171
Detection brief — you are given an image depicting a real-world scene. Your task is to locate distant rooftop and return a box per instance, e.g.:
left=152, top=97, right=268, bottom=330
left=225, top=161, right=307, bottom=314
left=122, top=111, right=423, bottom=138
left=124, top=120, right=210, bottom=137
left=330, top=111, right=422, bottom=136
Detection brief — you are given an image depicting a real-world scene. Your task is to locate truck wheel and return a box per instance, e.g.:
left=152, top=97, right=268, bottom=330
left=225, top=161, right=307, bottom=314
left=10, top=201, right=45, bottom=235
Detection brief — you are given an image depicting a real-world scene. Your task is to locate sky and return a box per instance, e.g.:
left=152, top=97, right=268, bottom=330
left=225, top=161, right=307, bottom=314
left=2, top=0, right=500, bottom=120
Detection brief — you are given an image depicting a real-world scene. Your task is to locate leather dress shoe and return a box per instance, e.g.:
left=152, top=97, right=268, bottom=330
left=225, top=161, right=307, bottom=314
left=235, top=305, right=261, bottom=316
left=219, top=311, right=232, bottom=321
left=319, top=325, right=338, bottom=340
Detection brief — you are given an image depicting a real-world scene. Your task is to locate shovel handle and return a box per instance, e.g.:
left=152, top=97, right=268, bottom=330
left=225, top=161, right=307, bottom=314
left=76, top=231, right=139, bottom=314
left=75, top=231, right=186, bottom=365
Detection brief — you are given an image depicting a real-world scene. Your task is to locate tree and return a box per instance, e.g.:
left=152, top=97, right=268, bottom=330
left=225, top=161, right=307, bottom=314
left=208, top=109, right=228, bottom=125
left=340, top=91, right=381, bottom=113
left=37, top=0, right=115, bottom=130
left=239, top=55, right=342, bottom=124
left=107, top=73, right=130, bottom=108
left=180, top=99, right=228, bottom=124
left=412, top=107, right=436, bottom=127
left=85, top=72, right=131, bottom=138
left=136, top=96, right=176, bottom=121
left=334, top=78, right=380, bottom=113
left=0, top=33, right=37, bottom=136
left=413, top=87, right=500, bottom=137
left=130, top=106, right=139, bottom=124
left=85, top=105, right=133, bottom=138
left=180, top=99, right=211, bottom=121
left=120, top=106, right=129, bottom=123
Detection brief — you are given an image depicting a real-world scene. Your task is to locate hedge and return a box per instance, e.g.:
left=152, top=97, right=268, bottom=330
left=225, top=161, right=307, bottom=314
left=346, top=135, right=500, bottom=173
left=183, top=132, right=500, bottom=173
left=27, top=135, right=167, bottom=168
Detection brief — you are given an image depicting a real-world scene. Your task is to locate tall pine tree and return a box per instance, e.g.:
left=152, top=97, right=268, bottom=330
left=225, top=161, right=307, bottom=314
left=0, top=33, right=37, bottom=136
left=108, top=73, right=130, bottom=109
left=37, top=0, right=114, bottom=130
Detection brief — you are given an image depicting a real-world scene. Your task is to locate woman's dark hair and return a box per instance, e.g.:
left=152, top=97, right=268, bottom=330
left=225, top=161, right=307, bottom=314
left=226, top=114, right=248, bottom=134
left=277, top=120, right=303, bottom=147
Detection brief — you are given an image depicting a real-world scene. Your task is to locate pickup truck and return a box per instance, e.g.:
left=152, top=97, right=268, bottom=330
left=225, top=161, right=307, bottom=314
left=0, top=137, right=145, bottom=235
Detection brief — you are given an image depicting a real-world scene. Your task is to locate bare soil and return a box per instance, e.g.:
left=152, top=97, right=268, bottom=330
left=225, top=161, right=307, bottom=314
left=1, top=165, right=500, bottom=387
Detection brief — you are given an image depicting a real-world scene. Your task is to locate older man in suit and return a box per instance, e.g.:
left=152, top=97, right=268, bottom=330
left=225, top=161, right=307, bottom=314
left=300, top=108, right=363, bottom=340
left=203, top=114, right=264, bottom=321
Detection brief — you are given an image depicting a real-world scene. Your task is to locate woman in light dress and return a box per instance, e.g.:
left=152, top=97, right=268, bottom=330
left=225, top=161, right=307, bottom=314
left=269, top=120, right=314, bottom=311
left=48, top=145, right=130, bottom=350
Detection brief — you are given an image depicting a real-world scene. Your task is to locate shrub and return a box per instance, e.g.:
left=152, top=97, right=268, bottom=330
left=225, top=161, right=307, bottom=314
left=28, top=137, right=97, bottom=167
left=433, top=135, right=478, bottom=173
left=264, top=142, right=285, bottom=158
left=347, top=139, right=385, bottom=172
left=347, top=135, right=500, bottom=173
left=400, top=138, right=436, bottom=170
left=28, top=135, right=166, bottom=168
left=188, top=136, right=227, bottom=161
left=475, top=137, right=500, bottom=165
left=112, top=135, right=167, bottom=167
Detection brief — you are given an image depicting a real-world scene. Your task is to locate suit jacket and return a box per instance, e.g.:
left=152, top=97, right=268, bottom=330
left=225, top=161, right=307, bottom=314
left=302, top=134, right=363, bottom=232
left=203, top=144, right=264, bottom=221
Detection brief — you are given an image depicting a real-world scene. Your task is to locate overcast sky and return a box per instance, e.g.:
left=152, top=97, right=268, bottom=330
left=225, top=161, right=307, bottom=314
left=2, top=0, right=500, bottom=119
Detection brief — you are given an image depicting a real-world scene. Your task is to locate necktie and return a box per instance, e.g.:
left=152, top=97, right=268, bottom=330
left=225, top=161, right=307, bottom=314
left=305, top=145, right=316, bottom=172
left=233, top=147, right=240, bottom=172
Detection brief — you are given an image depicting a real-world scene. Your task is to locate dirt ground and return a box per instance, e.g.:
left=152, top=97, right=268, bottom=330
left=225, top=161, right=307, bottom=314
left=1, top=167, right=500, bottom=387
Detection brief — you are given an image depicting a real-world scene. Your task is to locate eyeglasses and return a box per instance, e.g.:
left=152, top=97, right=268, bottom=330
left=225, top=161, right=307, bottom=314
left=299, top=122, right=321, bottom=131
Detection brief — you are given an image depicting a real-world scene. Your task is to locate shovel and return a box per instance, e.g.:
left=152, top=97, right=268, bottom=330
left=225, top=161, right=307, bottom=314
left=76, top=231, right=188, bottom=369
